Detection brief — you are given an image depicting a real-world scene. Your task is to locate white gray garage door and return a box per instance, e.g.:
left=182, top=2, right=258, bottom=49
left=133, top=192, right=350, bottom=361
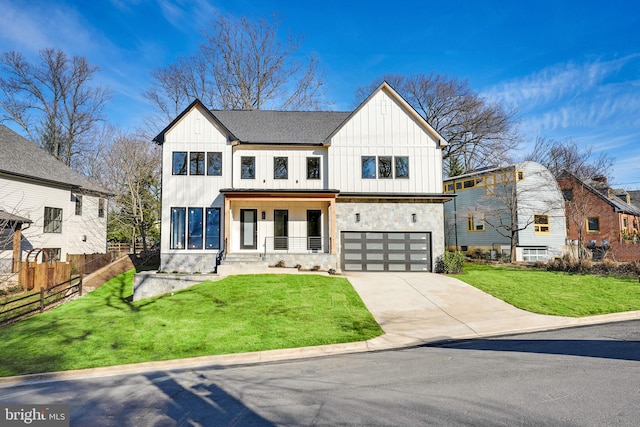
left=341, top=231, right=431, bottom=272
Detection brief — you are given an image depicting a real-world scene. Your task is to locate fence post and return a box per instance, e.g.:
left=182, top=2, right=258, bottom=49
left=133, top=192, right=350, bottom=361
left=39, top=287, right=45, bottom=313
left=79, top=276, right=83, bottom=296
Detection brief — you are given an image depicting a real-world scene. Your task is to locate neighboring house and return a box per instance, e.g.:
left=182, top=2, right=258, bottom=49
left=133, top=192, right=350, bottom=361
left=0, top=125, right=110, bottom=271
left=443, top=161, right=567, bottom=262
left=557, top=172, right=640, bottom=261
left=154, top=81, right=451, bottom=273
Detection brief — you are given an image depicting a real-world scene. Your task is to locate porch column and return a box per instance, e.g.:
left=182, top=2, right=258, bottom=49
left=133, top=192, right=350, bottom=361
left=224, top=197, right=231, bottom=254
left=12, top=225, right=22, bottom=273
left=330, top=198, right=337, bottom=254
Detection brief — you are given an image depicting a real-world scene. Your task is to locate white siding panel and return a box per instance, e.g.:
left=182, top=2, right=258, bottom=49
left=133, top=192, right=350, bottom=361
left=329, top=90, right=442, bottom=194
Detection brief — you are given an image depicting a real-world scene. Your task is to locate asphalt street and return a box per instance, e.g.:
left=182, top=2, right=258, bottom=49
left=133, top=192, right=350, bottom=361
left=1, top=320, right=638, bottom=426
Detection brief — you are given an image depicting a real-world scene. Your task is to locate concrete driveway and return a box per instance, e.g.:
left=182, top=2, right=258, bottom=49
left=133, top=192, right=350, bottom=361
left=344, top=272, right=638, bottom=350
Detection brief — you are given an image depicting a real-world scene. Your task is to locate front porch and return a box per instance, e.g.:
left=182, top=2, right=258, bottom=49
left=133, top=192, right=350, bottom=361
left=220, top=189, right=340, bottom=271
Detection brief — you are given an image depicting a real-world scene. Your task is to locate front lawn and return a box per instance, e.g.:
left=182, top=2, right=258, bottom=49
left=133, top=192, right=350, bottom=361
left=454, top=263, right=640, bottom=317
left=0, top=271, right=383, bottom=377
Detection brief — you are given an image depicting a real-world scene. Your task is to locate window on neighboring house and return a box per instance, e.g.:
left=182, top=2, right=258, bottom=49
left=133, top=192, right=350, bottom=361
left=516, top=170, right=525, bottom=181
left=241, top=156, right=255, bottom=179
left=361, top=156, right=376, bottom=179
left=170, top=207, right=186, bottom=249
left=444, top=183, right=455, bottom=193
left=172, top=152, right=187, bottom=175
left=623, top=218, right=629, bottom=228
left=562, top=189, right=573, bottom=201
left=307, top=157, right=320, bottom=180
left=44, top=207, right=62, bottom=233
left=72, top=193, right=82, bottom=215
left=187, top=207, right=203, bottom=249
left=274, top=157, right=288, bottom=179
left=205, top=208, right=221, bottom=249
left=534, top=214, right=550, bottom=234
left=467, top=212, right=485, bottom=231
left=190, top=152, right=205, bottom=175
left=207, top=152, right=222, bottom=176
left=98, top=198, right=105, bottom=218
left=395, top=156, right=409, bottom=179
left=587, top=217, right=600, bottom=233
left=378, top=156, right=392, bottom=179
left=455, top=182, right=462, bottom=190
left=463, top=179, right=475, bottom=189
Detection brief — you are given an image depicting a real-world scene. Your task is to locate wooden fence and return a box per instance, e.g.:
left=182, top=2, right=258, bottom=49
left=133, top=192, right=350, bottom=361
left=108, top=242, right=146, bottom=257
left=17, top=260, right=71, bottom=292
left=67, top=253, right=116, bottom=275
left=0, top=275, right=82, bottom=326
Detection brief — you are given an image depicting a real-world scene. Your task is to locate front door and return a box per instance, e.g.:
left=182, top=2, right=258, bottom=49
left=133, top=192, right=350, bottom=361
left=240, top=209, right=257, bottom=249
left=274, top=210, right=288, bottom=250
left=307, top=210, right=322, bottom=250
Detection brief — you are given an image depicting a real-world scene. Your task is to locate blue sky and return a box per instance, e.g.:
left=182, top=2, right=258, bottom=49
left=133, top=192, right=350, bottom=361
left=1, top=0, right=639, bottom=188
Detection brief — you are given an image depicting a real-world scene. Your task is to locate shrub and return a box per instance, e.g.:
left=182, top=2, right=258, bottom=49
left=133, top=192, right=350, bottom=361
left=436, top=251, right=465, bottom=274
left=275, top=260, right=286, bottom=268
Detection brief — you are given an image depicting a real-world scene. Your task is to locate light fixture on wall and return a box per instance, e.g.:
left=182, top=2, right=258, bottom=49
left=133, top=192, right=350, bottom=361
left=261, top=211, right=266, bottom=220
left=82, top=235, right=87, bottom=242
left=355, top=213, right=360, bottom=222
left=411, top=213, right=417, bottom=223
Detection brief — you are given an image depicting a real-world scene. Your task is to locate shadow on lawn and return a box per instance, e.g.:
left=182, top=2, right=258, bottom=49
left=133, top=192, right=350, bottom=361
left=434, top=338, right=640, bottom=362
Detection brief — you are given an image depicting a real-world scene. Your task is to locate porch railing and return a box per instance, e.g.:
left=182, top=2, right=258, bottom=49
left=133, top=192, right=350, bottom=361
left=263, top=237, right=330, bottom=254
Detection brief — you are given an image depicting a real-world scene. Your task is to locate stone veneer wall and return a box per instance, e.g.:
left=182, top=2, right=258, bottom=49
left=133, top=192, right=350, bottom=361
left=262, top=253, right=339, bottom=272
left=335, top=200, right=445, bottom=270
left=160, top=252, right=219, bottom=274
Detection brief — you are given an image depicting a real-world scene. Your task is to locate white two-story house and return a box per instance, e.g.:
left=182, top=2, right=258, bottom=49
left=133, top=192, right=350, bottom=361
left=0, top=125, right=110, bottom=272
left=154, top=82, right=451, bottom=273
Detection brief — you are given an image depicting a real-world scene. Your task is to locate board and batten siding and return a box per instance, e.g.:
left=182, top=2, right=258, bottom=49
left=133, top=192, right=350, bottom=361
left=160, top=105, right=230, bottom=256
left=328, top=90, right=443, bottom=194
left=232, top=146, right=328, bottom=190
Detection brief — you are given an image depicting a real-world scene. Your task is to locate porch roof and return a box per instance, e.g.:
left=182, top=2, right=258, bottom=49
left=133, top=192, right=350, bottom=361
left=220, top=188, right=339, bottom=201
left=0, top=209, right=32, bottom=225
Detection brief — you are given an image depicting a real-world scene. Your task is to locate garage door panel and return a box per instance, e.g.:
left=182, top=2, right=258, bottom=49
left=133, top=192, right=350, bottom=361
left=341, top=231, right=431, bottom=272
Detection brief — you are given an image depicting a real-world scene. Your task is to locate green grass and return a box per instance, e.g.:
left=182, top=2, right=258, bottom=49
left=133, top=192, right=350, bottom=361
left=0, top=271, right=383, bottom=377
left=454, top=263, right=640, bottom=317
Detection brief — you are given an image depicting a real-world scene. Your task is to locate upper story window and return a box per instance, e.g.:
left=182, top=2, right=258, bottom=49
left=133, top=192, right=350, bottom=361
left=172, top=152, right=187, bottom=175
left=207, top=152, right=222, bottom=176
left=562, top=189, right=573, bottom=201
left=274, top=157, right=288, bottom=179
left=71, top=193, right=82, bottom=215
left=307, top=157, right=320, bottom=180
left=395, top=157, right=409, bottom=178
left=534, top=214, right=550, bottom=234
left=44, top=207, right=62, bottom=233
left=362, top=156, right=376, bottom=179
left=587, top=217, right=600, bottom=233
left=190, top=152, right=205, bottom=175
left=516, top=170, right=525, bottom=181
left=241, top=156, right=255, bottom=179
left=98, top=198, right=105, bottom=218
left=378, top=156, right=392, bottom=179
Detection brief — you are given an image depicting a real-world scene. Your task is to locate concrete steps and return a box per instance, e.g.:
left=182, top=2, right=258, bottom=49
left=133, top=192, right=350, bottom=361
left=217, top=252, right=270, bottom=276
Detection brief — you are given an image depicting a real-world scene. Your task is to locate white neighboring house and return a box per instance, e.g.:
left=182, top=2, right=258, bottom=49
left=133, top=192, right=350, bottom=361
left=0, top=125, right=110, bottom=271
left=443, top=161, right=567, bottom=262
left=154, top=81, right=451, bottom=273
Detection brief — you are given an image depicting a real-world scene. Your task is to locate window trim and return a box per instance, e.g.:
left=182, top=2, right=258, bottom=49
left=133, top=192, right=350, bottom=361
left=207, top=152, right=222, bottom=176
left=241, top=156, right=256, bottom=179
left=43, top=207, right=63, bottom=234
left=72, top=193, right=82, bottom=216
left=306, top=156, right=321, bottom=180
left=467, top=212, right=486, bottom=232
left=586, top=217, right=600, bottom=233
left=533, top=214, right=550, bottom=234
left=273, top=156, right=288, bottom=180
left=98, top=198, right=105, bottom=218
left=172, top=151, right=188, bottom=175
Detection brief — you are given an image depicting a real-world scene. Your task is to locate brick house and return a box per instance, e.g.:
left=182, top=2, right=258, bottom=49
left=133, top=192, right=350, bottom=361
left=557, top=172, right=640, bottom=261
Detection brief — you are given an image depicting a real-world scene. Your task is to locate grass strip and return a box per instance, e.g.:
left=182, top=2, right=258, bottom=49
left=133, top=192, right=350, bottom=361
left=454, top=263, right=640, bottom=317
left=0, top=271, right=382, bottom=377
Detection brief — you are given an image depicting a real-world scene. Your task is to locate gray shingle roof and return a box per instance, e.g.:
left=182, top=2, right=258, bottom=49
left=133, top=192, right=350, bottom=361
left=211, top=110, right=350, bottom=144
left=0, top=125, right=109, bottom=195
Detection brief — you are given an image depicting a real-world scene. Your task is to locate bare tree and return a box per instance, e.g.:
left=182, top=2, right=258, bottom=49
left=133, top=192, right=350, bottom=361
left=144, top=13, right=325, bottom=123
left=355, top=73, right=519, bottom=175
left=0, top=49, right=111, bottom=168
left=524, top=136, right=614, bottom=181
left=97, top=133, right=161, bottom=254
